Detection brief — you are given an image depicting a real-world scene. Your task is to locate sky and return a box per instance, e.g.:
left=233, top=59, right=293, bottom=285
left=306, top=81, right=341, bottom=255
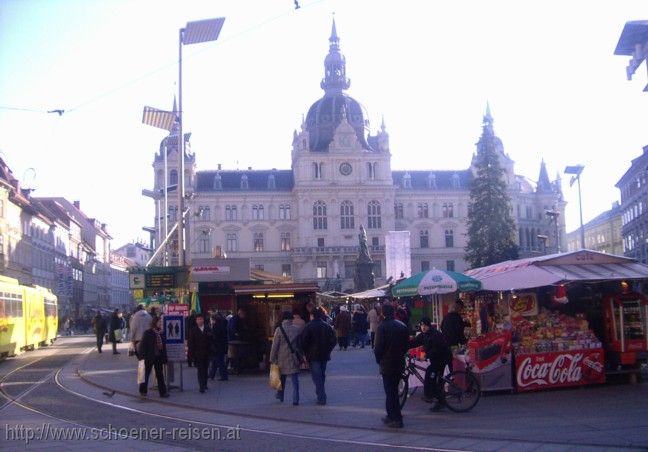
left=1, top=0, right=647, bottom=247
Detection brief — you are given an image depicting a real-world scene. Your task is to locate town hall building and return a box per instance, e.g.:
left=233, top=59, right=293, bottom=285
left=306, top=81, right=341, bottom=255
left=145, top=20, right=566, bottom=292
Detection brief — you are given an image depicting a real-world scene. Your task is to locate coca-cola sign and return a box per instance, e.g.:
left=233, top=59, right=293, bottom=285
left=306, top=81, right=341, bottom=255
left=515, top=349, right=605, bottom=392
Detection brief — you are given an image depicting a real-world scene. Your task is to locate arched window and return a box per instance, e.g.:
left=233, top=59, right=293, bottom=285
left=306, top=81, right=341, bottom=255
left=213, top=172, right=222, bottom=190
left=427, top=172, right=436, bottom=189
left=253, top=232, right=264, bottom=252
left=402, top=172, right=412, bottom=189
left=313, top=201, right=327, bottom=230
left=417, top=202, right=428, bottom=219
left=252, top=204, right=264, bottom=220
left=267, top=174, right=276, bottom=190
left=225, top=205, right=237, bottom=221
left=368, top=201, right=381, bottom=229
left=443, top=203, right=454, bottom=218
left=314, top=162, right=324, bottom=179
left=279, top=203, right=291, bottom=220
left=367, top=162, right=375, bottom=180
left=340, top=201, right=355, bottom=229
left=169, top=169, right=178, bottom=186
left=241, top=174, right=249, bottom=190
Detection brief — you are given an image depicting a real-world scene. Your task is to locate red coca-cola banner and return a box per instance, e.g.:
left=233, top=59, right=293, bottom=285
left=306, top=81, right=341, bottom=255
left=515, top=349, right=605, bottom=392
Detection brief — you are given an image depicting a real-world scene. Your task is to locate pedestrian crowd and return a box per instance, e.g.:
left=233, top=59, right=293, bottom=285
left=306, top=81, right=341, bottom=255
left=91, top=298, right=468, bottom=430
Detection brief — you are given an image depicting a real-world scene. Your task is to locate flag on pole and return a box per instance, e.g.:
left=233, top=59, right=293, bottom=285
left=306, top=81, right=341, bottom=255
left=142, top=106, right=177, bottom=131
left=191, top=291, right=201, bottom=314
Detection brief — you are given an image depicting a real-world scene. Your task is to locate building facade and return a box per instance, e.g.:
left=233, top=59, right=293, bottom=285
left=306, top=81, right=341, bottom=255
left=566, top=202, right=623, bottom=255
left=145, top=21, right=566, bottom=292
left=616, top=145, right=648, bottom=263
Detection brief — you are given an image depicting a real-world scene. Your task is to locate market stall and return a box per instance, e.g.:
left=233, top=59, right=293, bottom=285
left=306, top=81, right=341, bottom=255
left=466, top=250, right=648, bottom=391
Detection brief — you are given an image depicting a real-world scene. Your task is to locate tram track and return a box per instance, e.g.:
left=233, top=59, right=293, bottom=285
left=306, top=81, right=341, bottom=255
left=0, top=338, right=465, bottom=451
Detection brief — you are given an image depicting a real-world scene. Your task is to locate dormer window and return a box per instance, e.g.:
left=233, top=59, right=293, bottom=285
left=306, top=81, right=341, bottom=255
left=268, top=174, right=276, bottom=190
left=451, top=173, right=460, bottom=189
left=241, top=174, right=249, bottom=190
left=213, top=172, right=222, bottom=190
left=427, top=172, right=436, bottom=189
left=402, top=172, right=412, bottom=189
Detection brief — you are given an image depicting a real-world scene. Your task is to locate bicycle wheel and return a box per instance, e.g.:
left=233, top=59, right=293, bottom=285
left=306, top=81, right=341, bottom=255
left=442, top=370, right=481, bottom=413
left=398, top=374, right=409, bottom=409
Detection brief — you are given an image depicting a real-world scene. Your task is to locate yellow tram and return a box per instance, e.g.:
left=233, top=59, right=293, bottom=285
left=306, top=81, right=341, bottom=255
left=0, top=274, right=58, bottom=358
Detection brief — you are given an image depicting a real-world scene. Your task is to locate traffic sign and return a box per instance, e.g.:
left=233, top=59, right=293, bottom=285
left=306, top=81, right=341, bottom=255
left=129, top=274, right=145, bottom=289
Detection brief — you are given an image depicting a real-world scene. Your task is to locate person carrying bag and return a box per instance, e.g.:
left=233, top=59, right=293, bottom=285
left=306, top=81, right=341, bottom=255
left=270, top=311, right=302, bottom=405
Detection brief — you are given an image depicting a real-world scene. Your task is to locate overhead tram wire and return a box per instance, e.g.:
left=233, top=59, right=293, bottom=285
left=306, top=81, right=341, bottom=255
left=63, top=0, right=325, bottom=115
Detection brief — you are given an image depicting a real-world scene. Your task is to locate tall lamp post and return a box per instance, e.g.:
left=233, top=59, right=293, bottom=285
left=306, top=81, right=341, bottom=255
left=177, top=17, right=225, bottom=267
left=565, top=164, right=585, bottom=250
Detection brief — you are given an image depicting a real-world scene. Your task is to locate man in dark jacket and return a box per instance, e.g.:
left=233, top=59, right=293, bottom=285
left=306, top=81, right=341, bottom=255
left=374, top=303, right=409, bottom=428
left=440, top=301, right=469, bottom=348
left=92, top=311, right=106, bottom=353
left=187, top=313, right=213, bottom=393
left=227, top=308, right=247, bottom=341
left=185, top=310, right=197, bottom=367
left=410, top=317, right=452, bottom=411
left=138, top=316, right=169, bottom=398
left=299, top=307, right=336, bottom=405
left=209, top=312, right=229, bottom=381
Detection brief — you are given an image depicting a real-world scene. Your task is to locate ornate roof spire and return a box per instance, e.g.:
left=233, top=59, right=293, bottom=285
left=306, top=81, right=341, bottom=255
left=381, top=115, right=386, bottom=132
left=537, top=159, right=552, bottom=192
left=320, top=16, right=350, bottom=94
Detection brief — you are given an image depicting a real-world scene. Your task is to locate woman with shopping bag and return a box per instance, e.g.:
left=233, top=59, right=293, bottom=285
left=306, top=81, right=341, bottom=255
left=137, top=316, right=169, bottom=398
left=269, top=311, right=302, bottom=405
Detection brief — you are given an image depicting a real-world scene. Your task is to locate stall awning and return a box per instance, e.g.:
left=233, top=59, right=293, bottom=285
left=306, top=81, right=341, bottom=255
left=348, top=285, right=391, bottom=299
left=233, top=283, right=319, bottom=295
left=466, top=250, right=648, bottom=291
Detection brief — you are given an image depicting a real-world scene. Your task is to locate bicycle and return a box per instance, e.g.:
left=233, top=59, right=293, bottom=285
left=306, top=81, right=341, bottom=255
left=398, top=354, right=481, bottom=412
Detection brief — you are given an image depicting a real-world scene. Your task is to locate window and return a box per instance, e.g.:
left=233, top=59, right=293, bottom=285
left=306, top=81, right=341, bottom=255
left=168, top=206, right=178, bottom=222
left=421, top=261, right=430, bottom=272
left=373, top=260, right=382, bottom=277
left=446, top=260, right=455, bottom=272
left=254, top=264, right=264, bottom=271
left=253, top=232, right=264, bottom=252
left=213, top=173, right=222, bottom=190
left=316, top=262, right=327, bottom=279
left=371, top=237, right=379, bottom=247
left=526, top=206, right=532, bottom=219
left=417, top=203, right=428, bottom=219
left=445, top=229, right=454, bottom=248
left=267, top=174, right=276, bottom=190
left=198, top=206, right=211, bottom=221
left=452, top=173, right=461, bottom=188
left=314, top=162, right=323, bottom=179
left=169, top=169, right=178, bottom=186
left=317, top=237, right=325, bottom=248
left=279, top=204, right=291, bottom=220
left=198, top=233, right=211, bottom=253
left=241, top=174, right=249, bottom=189
left=344, top=260, right=355, bottom=279
left=281, top=264, right=292, bottom=277
left=420, top=230, right=429, bottom=248
left=252, top=204, right=264, bottom=220
left=226, top=233, right=238, bottom=252
left=340, top=201, right=355, bottom=230
left=313, top=201, right=327, bottom=230
left=443, top=203, right=454, bottom=218
left=427, top=173, right=436, bottom=189
left=367, top=162, right=375, bottom=179
left=402, top=173, right=412, bottom=189
left=367, top=201, right=381, bottom=229
left=281, top=232, right=291, bottom=251
left=394, top=202, right=404, bottom=219
left=225, top=205, right=238, bottom=221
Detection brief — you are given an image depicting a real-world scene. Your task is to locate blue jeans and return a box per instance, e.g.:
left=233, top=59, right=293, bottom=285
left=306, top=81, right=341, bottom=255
left=209, top=353, right=228, bottom=380
left=310, top=361, right=328, bottom=402
left=278, top=373, right=299, bottom=403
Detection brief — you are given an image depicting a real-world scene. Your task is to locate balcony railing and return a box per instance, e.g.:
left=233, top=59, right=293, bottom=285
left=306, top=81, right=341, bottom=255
left=292, top=245, right=385, bottom=256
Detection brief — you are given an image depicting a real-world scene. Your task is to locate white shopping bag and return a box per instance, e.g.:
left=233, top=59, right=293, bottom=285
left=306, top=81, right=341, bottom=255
left=137, top=360, right=146, bottom=384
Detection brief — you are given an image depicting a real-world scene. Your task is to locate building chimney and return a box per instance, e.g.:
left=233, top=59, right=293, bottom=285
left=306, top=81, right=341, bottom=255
left=73, top=200, right=80, bottom=210
left=248, top=166, right=252, bottom=171
left=217, top=163, right=222, bottom=170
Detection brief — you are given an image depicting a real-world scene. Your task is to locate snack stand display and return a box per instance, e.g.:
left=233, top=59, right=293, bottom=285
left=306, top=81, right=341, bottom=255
left=604, top=292, right=648, bottom=366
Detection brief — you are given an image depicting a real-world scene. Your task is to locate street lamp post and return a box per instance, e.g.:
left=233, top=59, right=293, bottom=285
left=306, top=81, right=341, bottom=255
left=177, top=17, right=225, bottom=267
left=565, top=165, right=585, bottom=250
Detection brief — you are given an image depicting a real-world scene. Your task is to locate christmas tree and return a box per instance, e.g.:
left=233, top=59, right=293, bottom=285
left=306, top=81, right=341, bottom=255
left=465, top=112, right=519, bottom=268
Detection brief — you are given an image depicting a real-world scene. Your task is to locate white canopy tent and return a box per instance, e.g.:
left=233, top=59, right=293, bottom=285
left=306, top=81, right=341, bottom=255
left=466, top=250, right=648, bottom=291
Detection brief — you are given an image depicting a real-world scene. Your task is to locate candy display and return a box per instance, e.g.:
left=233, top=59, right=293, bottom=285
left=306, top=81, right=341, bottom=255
left=511, top=308, right=602, bottom=354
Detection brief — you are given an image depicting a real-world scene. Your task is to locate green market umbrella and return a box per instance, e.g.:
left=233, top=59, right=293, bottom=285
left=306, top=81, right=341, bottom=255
left=391, top=269, right=482, bottom=297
